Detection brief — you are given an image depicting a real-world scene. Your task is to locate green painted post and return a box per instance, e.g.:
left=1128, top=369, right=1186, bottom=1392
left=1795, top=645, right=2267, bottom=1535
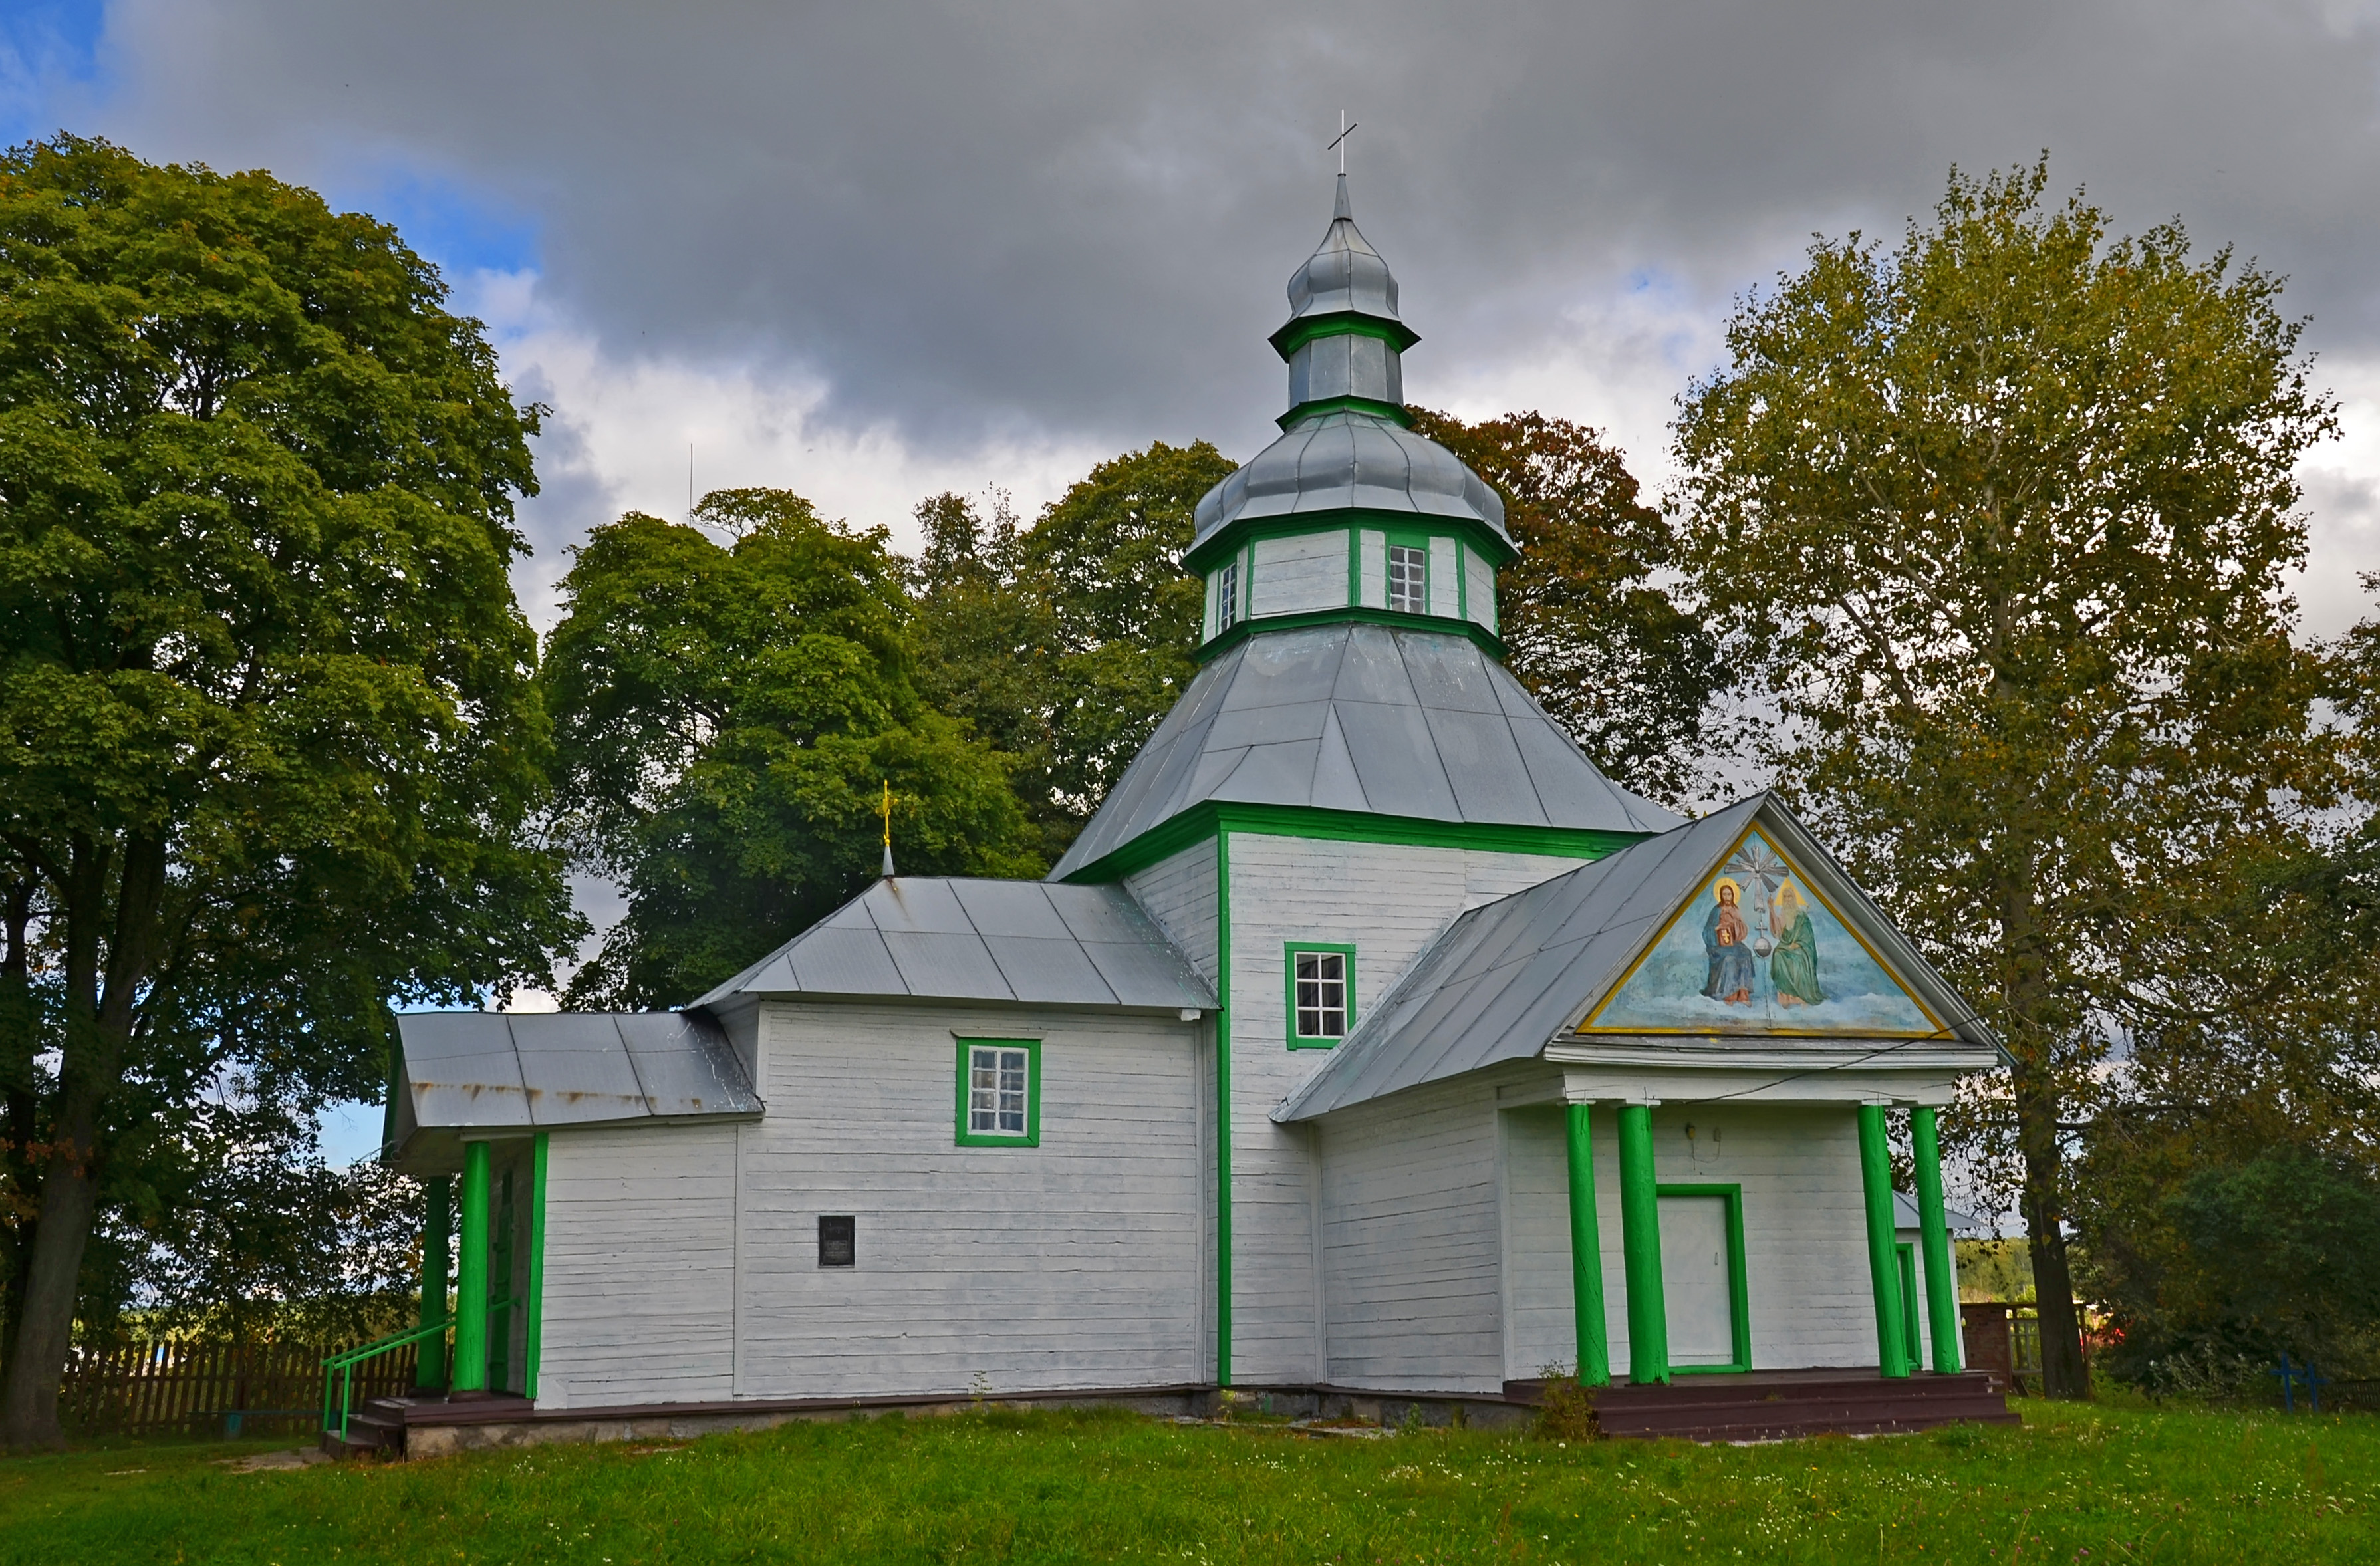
left=525, top=1132, right=548, bottom=1400
left=1857, top=1104, right=1911, bottom=1378
left=1615, top=1103, right=1668, bottom=1385
left=416, top=1175, right=450, bottom=1388
left=1911, top=1107, right=1962, bottom=1373
left=491, top=1168, right=515, bottom=1393
left=1564, top=1102, right=1611, bottom=1386
left=452, top=1140, right=491, bottom=1393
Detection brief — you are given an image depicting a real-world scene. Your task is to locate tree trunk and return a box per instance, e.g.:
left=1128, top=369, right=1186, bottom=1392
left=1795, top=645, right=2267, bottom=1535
left=2016, top=1075, right=2091, bottom=1399
left=0, top=833, right=164, bottom=1450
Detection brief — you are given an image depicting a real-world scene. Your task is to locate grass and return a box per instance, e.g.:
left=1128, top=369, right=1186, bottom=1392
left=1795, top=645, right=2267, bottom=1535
left=0, top=1398, right=2371, bottom=1564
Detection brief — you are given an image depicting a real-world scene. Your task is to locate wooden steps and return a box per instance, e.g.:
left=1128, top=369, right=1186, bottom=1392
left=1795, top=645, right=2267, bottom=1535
left=1506, top=1368, right=2016, bottom=1443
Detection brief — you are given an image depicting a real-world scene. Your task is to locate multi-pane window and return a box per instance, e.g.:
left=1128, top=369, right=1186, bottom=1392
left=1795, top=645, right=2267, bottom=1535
left=956, top=1039, right=1040, bottom=1145
left=1387, top=544, right=1426, bottom=614
left=1216, top=560, right=1240, bottom=630
left=1289, top=948, right=1351, bottom=1045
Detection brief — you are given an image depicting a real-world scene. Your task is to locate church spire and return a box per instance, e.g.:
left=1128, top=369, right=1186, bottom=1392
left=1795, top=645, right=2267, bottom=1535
left=1268, top=175, right=1419, bottom=430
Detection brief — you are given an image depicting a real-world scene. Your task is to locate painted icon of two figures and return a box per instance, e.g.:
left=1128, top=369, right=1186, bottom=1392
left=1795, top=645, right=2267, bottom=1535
left=1702, top=878, right=1823, bottom=1007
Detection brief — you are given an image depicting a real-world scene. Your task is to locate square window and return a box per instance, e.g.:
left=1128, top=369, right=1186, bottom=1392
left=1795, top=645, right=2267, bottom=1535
left=818, top=1214, right=855, bottom=1268
left=955, top=1038, right=1041, bottom=1146
left=1388, top=544, right=1426, bottom=614
left=1285, top=945, right=1354, bottom=1047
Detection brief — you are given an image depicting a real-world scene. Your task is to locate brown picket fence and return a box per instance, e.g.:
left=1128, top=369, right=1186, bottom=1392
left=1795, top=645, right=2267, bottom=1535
left=60, top=1339, right=419, bottom=1440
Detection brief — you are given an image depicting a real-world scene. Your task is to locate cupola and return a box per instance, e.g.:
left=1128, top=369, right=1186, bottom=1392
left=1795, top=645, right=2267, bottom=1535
left=1186, top=176, right=1514, bottom=656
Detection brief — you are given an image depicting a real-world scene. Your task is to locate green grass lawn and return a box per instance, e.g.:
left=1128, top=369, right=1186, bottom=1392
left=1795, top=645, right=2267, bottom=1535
left=0, top=1399, right=2371, bottom=1565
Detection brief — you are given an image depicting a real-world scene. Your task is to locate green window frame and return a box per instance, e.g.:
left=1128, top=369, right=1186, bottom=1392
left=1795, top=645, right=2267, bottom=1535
left=1284, top=942, right=1357, bottom=1049
left=1656, top=1182, right=1752, bottom=1374
left=954, top=1037, right=1041, bottom=1147
left=1385, top=531, right=1429, bottom=616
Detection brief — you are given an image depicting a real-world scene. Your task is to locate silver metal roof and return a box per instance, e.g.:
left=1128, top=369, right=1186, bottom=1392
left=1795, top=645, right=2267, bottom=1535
left=1274, top=795, right=1998, bottom=1122
left=1283, top=174, right=1400, bottom=329
left=1051, top=623, right=1678, bottom=878
left=385, top=1010, right=763, bottom=1170
left=690, top=876, right=1216, bottom=1011
left=1190, top=410, right=1508, bottom=555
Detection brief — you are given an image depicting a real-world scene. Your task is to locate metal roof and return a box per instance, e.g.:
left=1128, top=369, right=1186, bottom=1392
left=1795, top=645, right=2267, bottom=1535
left=1051, top=622, right=1679, bottom=878
left=1190, top=410, right=1508, bottom=555
left=690, top=876, right=1216, bottom=1011
left=384, top=1010, right=763, bottom=1168
left=1274, top=795, right=1998, bottom=1122
left=1282, top=174, right=1401, bottom=328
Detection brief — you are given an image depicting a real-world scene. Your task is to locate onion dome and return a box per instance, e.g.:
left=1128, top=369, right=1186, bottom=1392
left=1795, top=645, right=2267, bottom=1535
left=1185, top=176, right=1509, bottom=589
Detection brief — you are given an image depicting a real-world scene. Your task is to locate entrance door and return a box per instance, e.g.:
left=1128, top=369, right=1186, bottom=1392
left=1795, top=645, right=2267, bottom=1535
left=1659, top=1193, right=1738, bottom=1368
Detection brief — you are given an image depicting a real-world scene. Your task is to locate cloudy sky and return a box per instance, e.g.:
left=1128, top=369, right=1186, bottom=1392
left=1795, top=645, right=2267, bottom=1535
left=7, top=0, right=2380, bottom=635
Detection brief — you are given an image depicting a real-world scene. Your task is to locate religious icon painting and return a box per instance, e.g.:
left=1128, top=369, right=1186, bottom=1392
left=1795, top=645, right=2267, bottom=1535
left=1582, top=829, right=1942, bottom=1036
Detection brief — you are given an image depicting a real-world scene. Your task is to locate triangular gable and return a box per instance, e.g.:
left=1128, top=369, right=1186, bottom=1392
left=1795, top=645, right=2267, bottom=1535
left=1581, top=825, right=1945, bottom=1037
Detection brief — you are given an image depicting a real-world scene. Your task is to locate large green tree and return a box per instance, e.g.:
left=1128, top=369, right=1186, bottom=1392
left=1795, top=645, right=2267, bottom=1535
left=908, top=440, right=1235, bottom=860
left=0, top=136, right=577, bottom=1446
left=547, top=490, right=1040, bottom=1009
left=1406, top=409, right=1721, bottom=807
left=1671, top=160, right=2338, bottom=1397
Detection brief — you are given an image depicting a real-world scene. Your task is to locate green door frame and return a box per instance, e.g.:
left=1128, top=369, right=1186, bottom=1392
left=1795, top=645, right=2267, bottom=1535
left=1656, top=1183, right=1752, bottom=1375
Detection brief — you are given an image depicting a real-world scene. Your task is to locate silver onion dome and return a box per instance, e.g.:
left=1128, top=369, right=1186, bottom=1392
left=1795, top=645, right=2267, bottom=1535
left=1188, top=176, right=1509, bottom=559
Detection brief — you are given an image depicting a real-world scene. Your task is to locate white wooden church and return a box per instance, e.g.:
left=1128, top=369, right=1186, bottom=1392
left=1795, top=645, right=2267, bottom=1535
left=356, top=178, right=2011, bottom=1455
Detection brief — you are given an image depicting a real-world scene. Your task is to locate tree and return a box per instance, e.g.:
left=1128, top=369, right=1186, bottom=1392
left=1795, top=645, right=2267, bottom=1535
left=0, top=136, right=577, bottom=1446
left=1671, top=158, right=2338, bottom=1397
left=546, top=490, right=1041, bottom=1009
left=908, top=441, right=1236, bottom=859
left=1406, top=409, right=1722, bottom=807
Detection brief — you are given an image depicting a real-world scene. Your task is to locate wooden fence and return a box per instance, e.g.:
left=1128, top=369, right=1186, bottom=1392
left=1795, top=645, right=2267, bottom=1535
left=60, top=1339, right=420, bottom=1440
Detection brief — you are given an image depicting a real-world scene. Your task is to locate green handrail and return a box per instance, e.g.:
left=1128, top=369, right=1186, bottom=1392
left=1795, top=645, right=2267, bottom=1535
left=319, top=1297, right=519, bottom=1442
left=321, top=1319, right=449, bottom=1442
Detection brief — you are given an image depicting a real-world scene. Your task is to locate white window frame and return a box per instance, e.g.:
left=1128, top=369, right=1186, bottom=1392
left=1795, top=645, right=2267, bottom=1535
left=956, top=1038, right=1040, bottom=1146
left=1387, top=543, right=1426, bottom=615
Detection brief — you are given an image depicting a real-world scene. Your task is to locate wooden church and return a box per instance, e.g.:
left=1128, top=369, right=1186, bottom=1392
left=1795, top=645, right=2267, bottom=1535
left=344, top=177, right=2013, bottom=1456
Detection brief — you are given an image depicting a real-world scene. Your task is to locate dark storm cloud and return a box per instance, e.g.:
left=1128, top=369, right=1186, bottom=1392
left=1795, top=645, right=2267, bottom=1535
left=47, top=1, right=2380, bottom=452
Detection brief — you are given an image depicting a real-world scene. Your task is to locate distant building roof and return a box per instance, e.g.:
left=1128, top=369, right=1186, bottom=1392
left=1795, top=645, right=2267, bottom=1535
left=690, top=876, right=1216, bottom=1013
left=1052, top=622, right=1678, bottom=880
left=1275, top=795, right=1999, bottom=1122
left=386, top=1010, right=763, bottom=1171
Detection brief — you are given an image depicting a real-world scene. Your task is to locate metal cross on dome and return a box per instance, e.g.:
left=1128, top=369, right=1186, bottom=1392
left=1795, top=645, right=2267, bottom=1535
left=1327, top=111, right=1358, bottom=174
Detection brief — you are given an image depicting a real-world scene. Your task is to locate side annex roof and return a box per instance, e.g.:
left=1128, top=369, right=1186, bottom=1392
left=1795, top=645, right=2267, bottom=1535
left=1273, top=794, right=2000, bottom=1122
left=692, top=876, right=1216, bottom=1012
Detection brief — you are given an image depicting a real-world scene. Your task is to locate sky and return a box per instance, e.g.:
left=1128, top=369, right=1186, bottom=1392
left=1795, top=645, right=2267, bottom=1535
left=7, top=3, right=2380, bottom=1163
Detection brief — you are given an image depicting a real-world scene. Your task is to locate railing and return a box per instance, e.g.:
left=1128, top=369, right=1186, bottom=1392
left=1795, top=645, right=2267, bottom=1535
left=321, top=1320, right=449, bottom=1441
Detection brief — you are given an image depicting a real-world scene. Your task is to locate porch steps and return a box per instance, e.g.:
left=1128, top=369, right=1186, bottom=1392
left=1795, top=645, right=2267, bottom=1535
left=1507, top=1368, right=2016, bottom=1443
left=319, top=1392, right=535, bottom=1460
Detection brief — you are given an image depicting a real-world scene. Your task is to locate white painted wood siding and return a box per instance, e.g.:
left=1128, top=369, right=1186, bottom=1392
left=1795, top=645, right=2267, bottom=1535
left=1219, top=834, right=1592, bottom=1384
left=734, top=1001, right=1203, bottom=1400
left=1124, top=840, right=1220, bottom=984
left=1428, top=537, right=1460, bottom=618
left=1252, top=531, right=1350, bottom=618
left=537, top=1124, right=739, bottom=1410
left=1315, top=1070, right=1517, bottom=1393
left=1358, top=530, right=1387, bottom=609
left=1463, top=546, right=1497, bottom=632
left=1501, top=1102, right=1898, bottom=1378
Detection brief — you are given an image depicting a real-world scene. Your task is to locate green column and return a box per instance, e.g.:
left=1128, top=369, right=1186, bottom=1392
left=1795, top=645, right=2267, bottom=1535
left=452, top=1140, right=491, bottom=1394
left=415, top=1175, right=450, bottom=1388
left=1857, top=1104, right=1911, bottom=1378
left=490, top=1168, right=515, bottom=1393
left=1615, top=1103, right=1668, bottom=1385
left=1563, top=1103, right=1610, bottom=1387
left=525, top=1132, right=548, bottom=1401
left=1911, top=1107, right=1962, bottom=1373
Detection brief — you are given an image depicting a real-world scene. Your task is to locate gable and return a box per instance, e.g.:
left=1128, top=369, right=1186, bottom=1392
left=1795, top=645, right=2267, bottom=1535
left=1582, top=827, right=1942, bottom=1037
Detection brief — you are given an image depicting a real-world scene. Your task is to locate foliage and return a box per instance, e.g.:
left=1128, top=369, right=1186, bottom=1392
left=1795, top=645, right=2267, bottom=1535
left=907, top=440, right=1237, bottom=860
left=5, top=1402, right=2380, bottom=1563
left=2081, top=1141, right=2380, bottom=1392
left=1407, top=409, right=1722, bottom=807
left=1670, top=157, right=2340, bottom=1396
left=0, top=135, right=577, bottom=1446
left=545, top=490, right=1041, bottom=1008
